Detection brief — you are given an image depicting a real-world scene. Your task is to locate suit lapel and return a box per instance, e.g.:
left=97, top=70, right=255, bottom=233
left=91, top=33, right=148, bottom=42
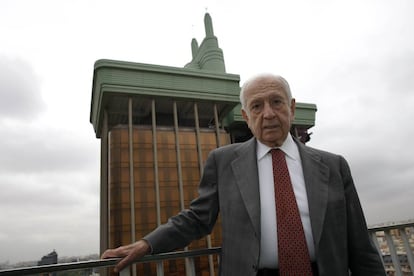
left=296, top=140, right=329, bottom=248
left=231, top=138, right=261, bottom=238
left=229, top=138, right=329, bottom=248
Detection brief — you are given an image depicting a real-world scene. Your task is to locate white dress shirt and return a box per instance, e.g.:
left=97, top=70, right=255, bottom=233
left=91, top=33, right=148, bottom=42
left=257, top=133, right=315, bottom=268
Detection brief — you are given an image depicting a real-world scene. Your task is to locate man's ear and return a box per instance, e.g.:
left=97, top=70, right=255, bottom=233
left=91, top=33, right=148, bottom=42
left=290, top=98, right=296, bottom=119
left=242, top=109, right=249, bottom=125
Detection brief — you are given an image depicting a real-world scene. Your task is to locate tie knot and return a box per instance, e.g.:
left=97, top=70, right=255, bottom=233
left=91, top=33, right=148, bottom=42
left=271, top=148, right=285, bottom=159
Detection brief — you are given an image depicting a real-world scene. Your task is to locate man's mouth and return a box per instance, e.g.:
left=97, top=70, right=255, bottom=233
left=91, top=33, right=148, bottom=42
left=263, top=125, right=279, bottom=129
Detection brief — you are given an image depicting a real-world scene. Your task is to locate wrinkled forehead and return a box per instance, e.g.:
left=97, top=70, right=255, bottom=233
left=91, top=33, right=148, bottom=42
left=244, top=77, right=288, bottom=98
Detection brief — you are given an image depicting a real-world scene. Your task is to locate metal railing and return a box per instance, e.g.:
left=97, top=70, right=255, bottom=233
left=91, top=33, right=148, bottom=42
left=369, top=221, right=414, bottom=275
left=0, top=247, right=221, bottom=276
left=1, top=222, right=413, bottom=276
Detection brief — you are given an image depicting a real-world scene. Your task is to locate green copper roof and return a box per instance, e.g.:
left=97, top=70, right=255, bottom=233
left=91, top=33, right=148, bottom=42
left=90, top=13, right=317, bottom=138
left=90, top=59, right=241, bottom=137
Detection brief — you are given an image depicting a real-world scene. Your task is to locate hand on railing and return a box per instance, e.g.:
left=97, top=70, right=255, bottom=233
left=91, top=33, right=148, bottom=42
left=101, top=239, right=151, bottom=273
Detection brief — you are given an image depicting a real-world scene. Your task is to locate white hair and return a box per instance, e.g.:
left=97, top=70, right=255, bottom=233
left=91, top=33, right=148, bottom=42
left=239, top=73, right=293, bottom=110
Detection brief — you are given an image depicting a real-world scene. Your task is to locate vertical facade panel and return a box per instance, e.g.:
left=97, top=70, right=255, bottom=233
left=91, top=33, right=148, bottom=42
left=108, top=124, right=230, bottom=275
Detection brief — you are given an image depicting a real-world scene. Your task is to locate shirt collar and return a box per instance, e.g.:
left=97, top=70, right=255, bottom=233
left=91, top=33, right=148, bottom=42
left=256, top=133, right=299, bottom=161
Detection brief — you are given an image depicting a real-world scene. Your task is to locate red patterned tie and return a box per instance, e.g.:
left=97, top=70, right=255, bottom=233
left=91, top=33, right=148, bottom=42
left=271, top=149, right=313, bottom=275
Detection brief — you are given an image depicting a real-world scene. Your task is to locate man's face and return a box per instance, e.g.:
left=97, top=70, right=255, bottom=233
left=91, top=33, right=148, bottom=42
left=241, top=76, right=295, bottom=147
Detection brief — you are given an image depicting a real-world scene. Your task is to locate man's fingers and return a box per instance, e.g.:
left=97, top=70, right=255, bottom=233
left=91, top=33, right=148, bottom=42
left=101, top=248, right=124, bottom=259
left=101, top=240, right=150, bottom=272
left=101, top=249, right=115, bottom=259
left=114, top=252, right=136, bottom=272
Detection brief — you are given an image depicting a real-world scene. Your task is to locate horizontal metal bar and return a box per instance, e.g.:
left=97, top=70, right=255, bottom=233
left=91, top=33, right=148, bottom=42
left=135, top=247, right=221, bottom=263
left=0, top=259, right=118, bottom=276
left=368, top=222, right=414, bottom=232
left=0, top=247, right=221, bottom=276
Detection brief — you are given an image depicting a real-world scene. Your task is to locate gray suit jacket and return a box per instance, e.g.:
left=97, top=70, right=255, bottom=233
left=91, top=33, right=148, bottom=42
left=145, top=137, right=385, bottom=275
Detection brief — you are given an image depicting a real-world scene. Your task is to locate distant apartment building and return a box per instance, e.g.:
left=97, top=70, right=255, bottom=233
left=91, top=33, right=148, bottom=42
left=373, top=224, right=414, bottom=275
left=38, top=250, right=57, bottom=266
left=38, top=250, right=57, bottom=276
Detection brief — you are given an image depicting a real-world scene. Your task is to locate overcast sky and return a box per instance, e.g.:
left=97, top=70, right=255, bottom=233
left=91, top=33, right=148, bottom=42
left=1, top=0, right=413, bottom=264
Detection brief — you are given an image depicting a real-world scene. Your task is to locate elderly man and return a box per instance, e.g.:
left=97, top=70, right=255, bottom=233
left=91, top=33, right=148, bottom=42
left=102, top=74, right=385, bottom=275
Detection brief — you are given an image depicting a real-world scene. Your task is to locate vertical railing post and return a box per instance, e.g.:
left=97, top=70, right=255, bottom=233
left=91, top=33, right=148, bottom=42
left=187, top=257, right=196, bottom=275
left=120, top=267, right=130, bottom=276
left=384, top=229, right=403, bottom=275
left=400, top=227, right=414, bottom=273
left=156, top=262, right=164, bottom=276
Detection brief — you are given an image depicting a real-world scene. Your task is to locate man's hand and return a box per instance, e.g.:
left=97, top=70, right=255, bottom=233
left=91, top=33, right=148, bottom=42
left=101, top=239, right=151, bottom=273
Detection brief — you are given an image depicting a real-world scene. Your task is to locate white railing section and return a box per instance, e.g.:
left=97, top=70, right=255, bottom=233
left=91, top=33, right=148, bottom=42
left=369, top=221, right=414, bottom=275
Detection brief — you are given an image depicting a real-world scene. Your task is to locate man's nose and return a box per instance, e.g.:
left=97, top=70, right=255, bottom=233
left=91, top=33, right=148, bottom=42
left=263, top=102, right=276, bottom=118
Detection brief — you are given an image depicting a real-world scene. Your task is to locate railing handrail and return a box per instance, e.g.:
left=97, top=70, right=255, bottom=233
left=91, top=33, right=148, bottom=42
left=0, top=247, right=222, bottom=276
left=0, top=258, right=118, bottom=276
left=368, top=221, right=414, bottom=232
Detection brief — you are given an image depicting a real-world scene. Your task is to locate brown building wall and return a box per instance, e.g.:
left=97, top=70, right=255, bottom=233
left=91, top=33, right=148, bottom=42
left=108, top=125, right=229, bottom=275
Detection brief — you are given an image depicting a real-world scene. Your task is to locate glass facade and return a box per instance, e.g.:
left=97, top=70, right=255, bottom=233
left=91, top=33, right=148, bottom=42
left=108, top=126, right=229, bottom=275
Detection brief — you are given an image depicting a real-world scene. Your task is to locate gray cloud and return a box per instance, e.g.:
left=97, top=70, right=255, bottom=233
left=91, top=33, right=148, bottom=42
left=0, top=56, right=46, bottom=121
left=0, top=117, right=100, bottom=263
left=307, top=48, right=414, bottom=225
left=0, top=199, right=99, bottom=263
left=0, top=126, right=98, bottom=173
left=0, top=150, right=100, bottom=263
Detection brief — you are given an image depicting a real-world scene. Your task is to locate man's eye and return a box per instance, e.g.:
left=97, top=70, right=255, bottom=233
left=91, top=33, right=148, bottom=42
left=251, top=103, right=261, bottom=111
left=272, top=99, right=284, bottom=108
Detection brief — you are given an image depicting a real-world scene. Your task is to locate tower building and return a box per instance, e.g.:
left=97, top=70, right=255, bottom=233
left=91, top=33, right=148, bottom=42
left=90, top=13, right=316, bottom=275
